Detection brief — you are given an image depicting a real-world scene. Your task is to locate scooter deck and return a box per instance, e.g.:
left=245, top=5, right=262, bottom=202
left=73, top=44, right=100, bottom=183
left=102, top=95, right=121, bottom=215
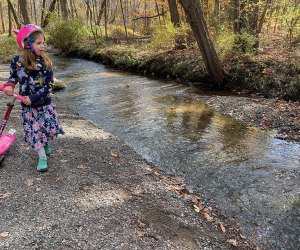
left=0, top=131, right=16, bottom=156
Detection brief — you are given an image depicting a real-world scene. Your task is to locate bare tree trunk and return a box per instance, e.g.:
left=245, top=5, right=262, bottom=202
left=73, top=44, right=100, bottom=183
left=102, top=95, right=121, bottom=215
left=120, top=0, right=128, bottom=39
left=266, top=4, right=275, bottom=33
left=155, top=1, right=161, bottom=25
left=86, top=0, right=90, bottom=26
left=104, top=0, right=108, bottom=38
left=239, top=0, right=247, bottom=32
left=168, top=0, right=185, bottom=49
left=249, top=0, right=259, bottom=34
left=72, top=0, right=78, bottom=17
left=214, top=0, right=220, bottom=19
left=0, top=2, right=5, bottom=33
left=7, top=0, right=21, bottom=28
left=168, top=0, right=180, bottom=26
left=41, top=0, right=46, bottom=25
left=42, top=0, right=57, bottom=28
left=18, top=0, right=31, bottom=24
left=257, top=0, right=272, bottom=34
left=232, top=0, right=239, bottom=33
left=178, top=0, right=227, bottom=86
left=60, top=0, right=69, bottom=19
left=273, top=5, right=280, bottom=32
left=32, top=0, right=37, bottom=24
left=8, top=0, right=12, bottom=36
left=69, top=0, right=75, bottom=17
left=96, top=0, right=106, bottom=25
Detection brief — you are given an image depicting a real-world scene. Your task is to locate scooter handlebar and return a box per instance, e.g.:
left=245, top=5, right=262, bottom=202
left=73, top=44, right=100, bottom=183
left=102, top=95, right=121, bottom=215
left=0, top=85, right=26, bottom=103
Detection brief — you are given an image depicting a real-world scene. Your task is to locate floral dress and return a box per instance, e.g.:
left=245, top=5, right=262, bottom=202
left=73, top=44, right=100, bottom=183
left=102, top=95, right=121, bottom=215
left=7, top=55, right=64, bottom=150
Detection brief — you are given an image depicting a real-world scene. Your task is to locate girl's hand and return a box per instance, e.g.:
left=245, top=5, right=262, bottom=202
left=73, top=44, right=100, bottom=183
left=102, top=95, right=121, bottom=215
left=4, top=86, right=14, bottom=96
left=23, top=96, right=32, bottom=106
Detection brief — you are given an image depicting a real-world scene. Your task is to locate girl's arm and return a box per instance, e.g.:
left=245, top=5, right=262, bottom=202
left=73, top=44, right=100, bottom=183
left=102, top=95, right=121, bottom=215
left=28, top=67, right=53, bottom=104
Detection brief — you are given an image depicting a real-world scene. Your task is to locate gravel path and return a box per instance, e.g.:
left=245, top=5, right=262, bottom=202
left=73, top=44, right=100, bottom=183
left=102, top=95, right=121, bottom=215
left=0, top=93, right=258, bottom=249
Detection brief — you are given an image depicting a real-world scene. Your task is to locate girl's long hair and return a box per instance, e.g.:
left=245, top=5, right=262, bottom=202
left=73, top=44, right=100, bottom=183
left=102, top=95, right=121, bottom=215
left=22, top=31, right=52, bottom=70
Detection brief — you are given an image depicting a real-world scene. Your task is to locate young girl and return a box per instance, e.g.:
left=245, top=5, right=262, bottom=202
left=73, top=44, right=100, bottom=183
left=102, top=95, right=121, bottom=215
left=3, top=24, right=64, bottom=172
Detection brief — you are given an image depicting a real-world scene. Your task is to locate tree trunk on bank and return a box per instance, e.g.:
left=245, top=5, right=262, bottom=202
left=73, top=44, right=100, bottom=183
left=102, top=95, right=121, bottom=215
left=60, top=0, right=69, bottom=19
left=0, top=2, right=6, bottom=33
left=7, top=0, right=21, bottom=29
left=178, top=0, right=227, bottom=86
left=8, top=1, right=12, bottom=36
left=168, top=0, right=186, bottom=49
left=42, top=0, right=57, bottom=28
left=257, top=0, right=272, bottom=34
left=120, top=0, right=128, bottom=39
left=232, top=0, right=239, bottom=33
left=96, top=0, right=106, bottom=25
left=168, top=0, right=180, bottom=26
left=18, top=0, right=31, bottom=24
left=41, top=0, right=46, bottom=25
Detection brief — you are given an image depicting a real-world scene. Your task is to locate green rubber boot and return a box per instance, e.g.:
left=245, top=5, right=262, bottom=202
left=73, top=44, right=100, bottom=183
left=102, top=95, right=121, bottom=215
left=37, top=157, right=48, bottom=172
left=44, top=145, right=52, bottom=156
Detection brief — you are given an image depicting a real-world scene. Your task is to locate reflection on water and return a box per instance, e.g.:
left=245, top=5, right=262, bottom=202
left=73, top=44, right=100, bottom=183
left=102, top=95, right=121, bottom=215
left=54, top=56, right=300, bottom=249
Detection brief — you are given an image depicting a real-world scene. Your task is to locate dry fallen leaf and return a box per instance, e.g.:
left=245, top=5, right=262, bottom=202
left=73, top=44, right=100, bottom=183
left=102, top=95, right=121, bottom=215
left=137, top=220, right=146, bottom=228
left=170, top=185, right=184, bottom=191
left=219, top=222, right=226, bottom=233
left=0, top=232, right=9, bottom=238
left=0, top=192, right=12, bottom=199
left=110, top=150, right=118, bottom=157
left=191, top=194, right=200, bottom=203
left=179, top=192, right=189, bottom=199
left=227, top=239, right=238, bottom=247
left=193, top=204, right=201, bottom=213
left=240, top=234, right=246, bottom=239
left=162, top=176, right=183, bottom=184
left=203, top=210, right=213, bottom=222
left=154, top=170, right=161, bottom=176
left=77, top=164, right=88, bottom=170
left=261, top=123, right=269, bottom=130
left=137, top=231, right=145, bottom=237
left=25, top=179, right=34, bottom=186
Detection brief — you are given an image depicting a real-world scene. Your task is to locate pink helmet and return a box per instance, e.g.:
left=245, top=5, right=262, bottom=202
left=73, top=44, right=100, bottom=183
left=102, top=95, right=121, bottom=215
left=13, top=24, right=44, bottom=50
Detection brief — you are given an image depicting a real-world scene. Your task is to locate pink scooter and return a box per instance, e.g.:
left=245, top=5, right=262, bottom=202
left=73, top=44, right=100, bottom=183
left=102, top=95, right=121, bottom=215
left=0, top=85, right=25, bottom=164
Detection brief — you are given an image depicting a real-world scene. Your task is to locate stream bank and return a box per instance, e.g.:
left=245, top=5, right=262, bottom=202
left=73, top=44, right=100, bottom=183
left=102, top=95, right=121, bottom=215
left=64, top=44, right=300, bottom=101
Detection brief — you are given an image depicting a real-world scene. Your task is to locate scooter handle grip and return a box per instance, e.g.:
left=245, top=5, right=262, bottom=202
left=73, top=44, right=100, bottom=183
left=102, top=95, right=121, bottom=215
left=0, top=85, right=26, bottom=103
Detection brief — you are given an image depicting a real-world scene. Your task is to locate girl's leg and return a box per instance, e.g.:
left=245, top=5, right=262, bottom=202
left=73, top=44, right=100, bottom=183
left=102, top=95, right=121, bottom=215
left=36, top=147, right=48, bottom=172
left=44, top=145, right=52, bottom=156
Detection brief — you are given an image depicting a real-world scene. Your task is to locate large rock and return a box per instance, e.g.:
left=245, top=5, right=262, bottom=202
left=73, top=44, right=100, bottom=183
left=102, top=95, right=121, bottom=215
left=52, top=77, right=67, bottom=91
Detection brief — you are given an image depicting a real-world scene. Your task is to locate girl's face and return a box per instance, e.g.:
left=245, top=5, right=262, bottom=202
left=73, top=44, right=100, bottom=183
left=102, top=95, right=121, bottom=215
left=32, top=34, right=45, bottom=56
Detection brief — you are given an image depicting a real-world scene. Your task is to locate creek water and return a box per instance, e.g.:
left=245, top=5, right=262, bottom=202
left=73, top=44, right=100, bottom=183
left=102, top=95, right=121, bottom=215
left=1, top=56, right=299, bottom=249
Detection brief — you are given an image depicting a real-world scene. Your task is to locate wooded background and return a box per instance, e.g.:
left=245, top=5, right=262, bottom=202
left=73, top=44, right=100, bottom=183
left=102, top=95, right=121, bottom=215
left=0, top=0, right=299, bottom=86
left=1, top=0, right=298, bottom=42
